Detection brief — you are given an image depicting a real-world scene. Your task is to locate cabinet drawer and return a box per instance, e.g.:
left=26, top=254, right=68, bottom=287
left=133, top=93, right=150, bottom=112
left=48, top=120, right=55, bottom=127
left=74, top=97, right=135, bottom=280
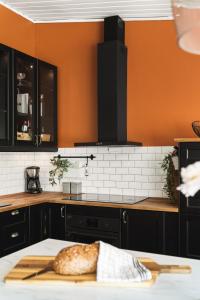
left=2, top=223, right=28, bottom=251
left=1, top=207, right=28, bottom=225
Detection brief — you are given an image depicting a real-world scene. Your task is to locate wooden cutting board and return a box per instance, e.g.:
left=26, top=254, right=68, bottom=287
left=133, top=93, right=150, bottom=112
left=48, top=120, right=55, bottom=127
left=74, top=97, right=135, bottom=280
left=4, top=256, right=191, bottom=288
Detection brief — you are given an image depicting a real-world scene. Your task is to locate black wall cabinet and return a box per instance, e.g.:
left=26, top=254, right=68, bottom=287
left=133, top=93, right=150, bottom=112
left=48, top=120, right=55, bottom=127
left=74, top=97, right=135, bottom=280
left=0, top=44, right=57, bottom=152
left=0, top=44, right=12, bottom=147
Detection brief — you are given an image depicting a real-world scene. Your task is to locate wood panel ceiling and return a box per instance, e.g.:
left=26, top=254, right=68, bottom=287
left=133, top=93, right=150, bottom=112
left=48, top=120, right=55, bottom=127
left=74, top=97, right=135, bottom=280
left=0, top=0, right=173, bottom=23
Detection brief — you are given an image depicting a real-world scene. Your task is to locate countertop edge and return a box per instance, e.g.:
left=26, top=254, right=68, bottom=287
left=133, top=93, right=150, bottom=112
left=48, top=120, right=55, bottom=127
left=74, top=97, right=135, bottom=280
left=0, top=192, right=179, bottom=213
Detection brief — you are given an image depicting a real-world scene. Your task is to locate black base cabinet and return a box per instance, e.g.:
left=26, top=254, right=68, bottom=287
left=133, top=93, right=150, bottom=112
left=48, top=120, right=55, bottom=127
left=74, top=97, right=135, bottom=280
left=178, top=142, right=200, bottom=259
left=29, top=204, right=50, bottom=245
left=180, top=214, right=200, bottom=259
left=121, top=209, right=179, bottom=256
left=49, top=204, right=66, bottom=240
left=122, top=209, right=164, bottom=254
left=0, top=203, right=179, bottom=258
left=0, top=207, right=29, bottom=257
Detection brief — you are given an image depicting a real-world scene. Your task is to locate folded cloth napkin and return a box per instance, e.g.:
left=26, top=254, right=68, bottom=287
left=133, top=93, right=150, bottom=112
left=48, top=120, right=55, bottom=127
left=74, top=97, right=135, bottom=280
left=96, top=241, right=152, bottom=282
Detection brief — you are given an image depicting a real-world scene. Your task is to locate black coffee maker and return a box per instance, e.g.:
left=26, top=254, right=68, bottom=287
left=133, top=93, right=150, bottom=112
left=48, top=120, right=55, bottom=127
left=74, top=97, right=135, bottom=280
left=26, top=166, right=42, bottom=194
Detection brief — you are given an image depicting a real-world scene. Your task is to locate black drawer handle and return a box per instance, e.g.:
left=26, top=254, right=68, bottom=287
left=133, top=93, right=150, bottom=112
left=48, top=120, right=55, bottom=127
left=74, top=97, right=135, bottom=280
left=61, top=206, right=65, bottom=218
left=122, top=210, right=127, bottom=224
left=11, top=210, right=20, bottom=216
left=11, top=232, right=19, bottom=238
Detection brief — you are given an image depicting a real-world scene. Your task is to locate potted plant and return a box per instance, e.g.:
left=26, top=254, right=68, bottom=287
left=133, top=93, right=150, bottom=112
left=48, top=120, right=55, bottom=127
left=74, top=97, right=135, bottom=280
left=161, top=147, right=179, bottom=204
left=49, top=157, right=71, bottom=186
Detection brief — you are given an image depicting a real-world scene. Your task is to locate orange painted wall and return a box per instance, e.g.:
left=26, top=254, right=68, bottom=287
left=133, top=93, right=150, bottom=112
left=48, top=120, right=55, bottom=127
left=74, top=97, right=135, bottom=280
left=1, top=3, right=200, bottom=147
left=0, top=5, right=35, bottom=56
left=35, top=21, right=200, bottom=147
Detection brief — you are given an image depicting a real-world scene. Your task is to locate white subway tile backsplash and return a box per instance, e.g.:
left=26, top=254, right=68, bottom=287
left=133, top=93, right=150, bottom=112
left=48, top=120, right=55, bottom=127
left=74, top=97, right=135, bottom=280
left=104, top=154, right=116, bottom=160
left=147, top=147, right=162, bottom=153
left=135, top=161, right=149, bottom=168
left=116, top=154, right=129, bottom=160
left=104, top=181, right=116, bottom=188
left=110, top=161, right=122, bottom=168
left=141, top=182, right=156, bottom=190
left=135, top=175, right=149, bottom=182
left=142, top=168, right=155, bottom=175
left=116, top=168, right=128, bottom=175
left=0, top=146, right=171, bottom=198
left=122, top=174, right=134, bottom=182
left=129, top=154, right=141, bottom=160
left=129, top=168, right=141, bottom=175
left=109, top=174, right=122, bottom=181
left=98, top=161, right=109, bottom=168
left=142, top=154, right=156, bottom=161
left=103, top=168, right=115, bottom=174
left=122, top=161, right=134, bottom=168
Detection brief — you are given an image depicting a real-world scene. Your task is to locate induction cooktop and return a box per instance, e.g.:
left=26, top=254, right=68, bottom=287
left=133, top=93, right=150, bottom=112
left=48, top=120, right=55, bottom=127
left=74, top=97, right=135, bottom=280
left=63, top=193, right=147, bottom=205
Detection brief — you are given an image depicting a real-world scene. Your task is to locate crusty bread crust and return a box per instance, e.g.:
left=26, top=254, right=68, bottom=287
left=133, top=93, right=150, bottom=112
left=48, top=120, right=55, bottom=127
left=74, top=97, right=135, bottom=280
left=53, top=243, right=99, bottom=275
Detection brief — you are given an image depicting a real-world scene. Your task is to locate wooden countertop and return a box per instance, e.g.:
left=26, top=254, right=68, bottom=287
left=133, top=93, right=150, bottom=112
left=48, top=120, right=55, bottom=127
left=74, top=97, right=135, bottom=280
left=0, top=192, right=179, bottom=213
left=174, top=138, right=200, bottom=142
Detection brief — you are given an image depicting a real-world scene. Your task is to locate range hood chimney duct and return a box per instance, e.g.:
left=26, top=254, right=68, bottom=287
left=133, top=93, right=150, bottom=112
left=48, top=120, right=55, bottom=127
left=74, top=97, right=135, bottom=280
left=75, top=16, right=142, bottom=147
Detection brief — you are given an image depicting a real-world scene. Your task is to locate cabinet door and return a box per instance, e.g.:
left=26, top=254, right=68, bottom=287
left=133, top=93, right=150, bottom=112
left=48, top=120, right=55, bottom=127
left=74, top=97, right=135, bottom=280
left=179, top=143, right=200, bottom=214
left=29, top=204, right=43, bottom=244
left=122, top=210, right=164, bottom=254
left=49, top=204, right=65, bottom=240
left=164, top=213, right=179, bottom=256
left=14, top=50, right=37, bottom=147
left=29, top=204, right=50, bottom=245
left=0, top=44, right=12, bottom=146
left=180, top=214, right=200, bottom=259
left=37, top=60, right=57, bottom=148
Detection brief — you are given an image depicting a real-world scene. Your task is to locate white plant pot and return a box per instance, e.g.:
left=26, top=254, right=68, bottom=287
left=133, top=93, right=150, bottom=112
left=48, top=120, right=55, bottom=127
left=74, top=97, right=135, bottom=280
left=172, top=156, right=179, bottom=170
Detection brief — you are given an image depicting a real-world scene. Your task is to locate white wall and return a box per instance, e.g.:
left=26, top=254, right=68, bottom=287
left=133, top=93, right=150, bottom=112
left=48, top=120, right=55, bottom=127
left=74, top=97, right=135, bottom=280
left=0, top=146, right=173, bottom=197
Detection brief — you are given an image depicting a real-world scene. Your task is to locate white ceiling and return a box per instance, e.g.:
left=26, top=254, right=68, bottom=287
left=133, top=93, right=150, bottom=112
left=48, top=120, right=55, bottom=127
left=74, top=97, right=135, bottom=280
left=0, top=0, right=173, bottom=23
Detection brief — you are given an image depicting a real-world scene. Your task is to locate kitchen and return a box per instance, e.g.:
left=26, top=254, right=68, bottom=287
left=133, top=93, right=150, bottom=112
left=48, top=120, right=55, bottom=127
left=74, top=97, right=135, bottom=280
left=0, top=0, right=200, bottom=299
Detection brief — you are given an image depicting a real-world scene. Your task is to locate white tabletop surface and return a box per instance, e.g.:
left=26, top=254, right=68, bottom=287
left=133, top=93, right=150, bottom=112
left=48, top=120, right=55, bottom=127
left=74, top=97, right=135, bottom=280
left=0, top=239, right=199, bottom=300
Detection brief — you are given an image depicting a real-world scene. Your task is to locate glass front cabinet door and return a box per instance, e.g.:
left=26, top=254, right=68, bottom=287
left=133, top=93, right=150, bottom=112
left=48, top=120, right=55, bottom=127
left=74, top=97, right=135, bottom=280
left=37, top=60, right=57, bottom=148
left=14, top=51, right=37, bottom=147
left=0, top=45, right=12, bottom=146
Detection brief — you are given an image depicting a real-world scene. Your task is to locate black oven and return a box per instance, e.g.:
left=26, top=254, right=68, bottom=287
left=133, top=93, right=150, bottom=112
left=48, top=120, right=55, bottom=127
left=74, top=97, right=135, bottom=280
left=65, top=205, right=121, bottom=247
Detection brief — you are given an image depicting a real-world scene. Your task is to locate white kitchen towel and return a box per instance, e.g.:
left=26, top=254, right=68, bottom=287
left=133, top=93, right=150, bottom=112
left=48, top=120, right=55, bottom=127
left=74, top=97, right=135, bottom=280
left=96, top=241, right=152, bottom=282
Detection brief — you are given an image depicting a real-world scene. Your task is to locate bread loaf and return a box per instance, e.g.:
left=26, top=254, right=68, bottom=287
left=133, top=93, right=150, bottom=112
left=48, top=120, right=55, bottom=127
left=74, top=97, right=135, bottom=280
left=53, top=243, right=99, bottom=275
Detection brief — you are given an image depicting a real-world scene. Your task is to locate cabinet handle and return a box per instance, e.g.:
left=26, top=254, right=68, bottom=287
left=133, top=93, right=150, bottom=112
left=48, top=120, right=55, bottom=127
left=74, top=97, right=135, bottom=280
left=61, top=206, right=65, bottom=218
left=43, top=213, right=47, bottom=236
left=38, top=134, right=42, bottom=145
left=186, top=149, right=189, bottom=160
left=11, top=210, right=19, bottom=216
left=35, top=135, right=38, bottom=147
left=11, top=232, right=19, bottom=238
left=122, top=210, right=127, bottom=224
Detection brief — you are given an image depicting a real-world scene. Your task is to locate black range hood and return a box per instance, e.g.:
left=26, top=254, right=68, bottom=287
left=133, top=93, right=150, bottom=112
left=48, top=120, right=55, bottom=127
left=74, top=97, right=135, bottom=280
left=75, top=16, right=142, bottom=147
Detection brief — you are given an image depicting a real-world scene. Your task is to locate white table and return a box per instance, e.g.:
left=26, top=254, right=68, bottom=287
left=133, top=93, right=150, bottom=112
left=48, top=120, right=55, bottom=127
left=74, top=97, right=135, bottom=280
left=0, top=239, right=199, bottom=300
